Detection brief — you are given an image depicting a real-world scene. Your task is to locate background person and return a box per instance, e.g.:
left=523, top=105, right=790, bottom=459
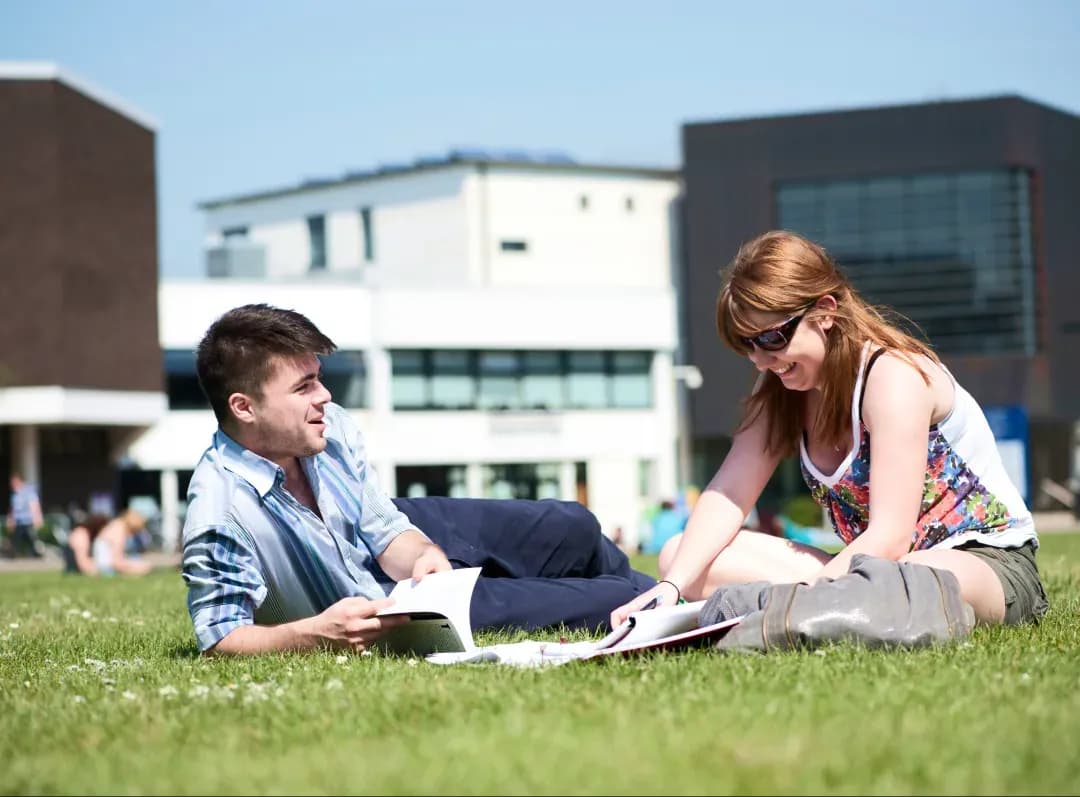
left=6, top=473, right=44, bottom=558
left=613, top=230, right=1047, bottom=629
left=641, top=500, right=686, bottom=555
left=65, top=509, right=153, bottom=576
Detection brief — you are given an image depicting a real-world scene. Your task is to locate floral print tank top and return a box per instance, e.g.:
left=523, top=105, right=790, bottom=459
left=799, top=347, right=1033, bottom=552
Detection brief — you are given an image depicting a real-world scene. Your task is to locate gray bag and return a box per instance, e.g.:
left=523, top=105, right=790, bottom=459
left=700, top=553, right=976, bottom=652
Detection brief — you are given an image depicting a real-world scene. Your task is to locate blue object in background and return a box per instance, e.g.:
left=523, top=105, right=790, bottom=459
left=983, top=405, right=1030, bottom=502
left=643, top=505, right=687, bottom=555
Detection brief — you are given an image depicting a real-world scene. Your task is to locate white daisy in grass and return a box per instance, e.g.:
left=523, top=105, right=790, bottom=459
left=72, top=695, right=86, bottom=704
left=188, top=684, right=210, bottom=699
left=121, top=691, right=138, bottom=701
left=325, top=678, right=343, bottom=691
left=158, top=685, right=179, bottom=698
left=212, top=686, right=236, bottom=700
left=335, top=655, right=348, bottom=664
left=242, top=683, right=271, bottom=704
left=8, top=623, right=18, bottom=629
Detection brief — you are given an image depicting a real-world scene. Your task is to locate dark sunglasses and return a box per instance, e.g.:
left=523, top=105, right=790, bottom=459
left=740, top=310, right=808, bottom=352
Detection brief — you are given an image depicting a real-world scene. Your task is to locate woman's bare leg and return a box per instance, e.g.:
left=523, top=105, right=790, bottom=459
left=658, top=529, right=833, bottom=601
left=901, top=548, right=1006, bottom=624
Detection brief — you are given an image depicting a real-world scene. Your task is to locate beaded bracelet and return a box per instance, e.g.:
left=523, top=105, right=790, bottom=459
left=657, top=579, right=682, bottom=604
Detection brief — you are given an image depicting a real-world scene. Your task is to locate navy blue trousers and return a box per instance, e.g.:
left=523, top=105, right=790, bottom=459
left=391, top=497, right=655, bottom=633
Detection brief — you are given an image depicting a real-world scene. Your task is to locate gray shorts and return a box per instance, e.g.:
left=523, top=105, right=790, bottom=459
left=957, top=540, right=1049, bottom=625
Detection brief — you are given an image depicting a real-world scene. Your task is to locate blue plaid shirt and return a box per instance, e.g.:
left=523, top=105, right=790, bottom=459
left=9, top=483, right=39, bottom=525
left=181, top=403, right=422, bottom=652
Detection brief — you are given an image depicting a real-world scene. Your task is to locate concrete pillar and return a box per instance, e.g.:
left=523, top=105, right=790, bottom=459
left=374, top=459, right=397, bottom=497
left=367, top=347, right=393, bottom=418
left=160, top=469, right=180, bottom=553
left=365, top=345, right=398, bottom=497
left=559, top=460, right=576, bottom=501
left=12, top=424, right=40, bottom=486
left=465, top=462, right=485, bottom=498
left=651, top=352, right=678, bottom=499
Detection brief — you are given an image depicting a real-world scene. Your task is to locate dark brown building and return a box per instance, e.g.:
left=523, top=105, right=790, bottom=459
left=681, top=95, right=1080, bottom=509
left=0, top=64, right=165, bottom=516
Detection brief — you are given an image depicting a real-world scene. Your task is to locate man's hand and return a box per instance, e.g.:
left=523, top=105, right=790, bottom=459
left=311, top=596, right=409, bottom=653
left=411, top=543, right=452, bottom=582
left=378, top=530, right=452, bottom=582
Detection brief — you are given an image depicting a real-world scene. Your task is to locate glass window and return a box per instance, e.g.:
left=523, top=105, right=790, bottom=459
left=392, top=350, right=427, bottom=408
left=638, top=459, right=656, bottom=498
left=320, top=351, right=366, bottom=408
left=778, top=168, right=1036, bottom=356
left=360, top=206, right=374, bottom=262
left=430, top=350, right=475, bottom=409
left=393, top=376, right=427, bottom=408
left=164, top=350, right=208, bottom=410
left=521, top=351, right=564, bottom=410
left=566, top=351, right=608, bottom=408
left=611, top=351, right=652, bottom=408
left=477, top=351, right=521, bottom=410
left=482, top=464, right=544, bottom=500
left=307, top=215, right=327, bottom=270
left=395, top=465, right=466, bottom=498
left=535, top=463, right=561, bottom=500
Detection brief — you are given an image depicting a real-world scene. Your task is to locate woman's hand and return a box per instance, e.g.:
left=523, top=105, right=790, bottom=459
left=609, top=580, right=681, bottom=628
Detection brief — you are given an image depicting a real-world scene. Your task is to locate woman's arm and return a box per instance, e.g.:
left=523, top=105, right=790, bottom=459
left=814, top=354, right=935, bottom=580
left=663, top=411, right=782, bottom=592
left=610, top=408, right=781, bottom=625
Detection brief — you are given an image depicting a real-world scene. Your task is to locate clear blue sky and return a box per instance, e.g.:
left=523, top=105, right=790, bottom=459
left=3, top=0, right=1078, bottom=278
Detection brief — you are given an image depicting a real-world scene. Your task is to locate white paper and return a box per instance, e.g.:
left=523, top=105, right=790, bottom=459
left=376, top=566, right=482, bottom=654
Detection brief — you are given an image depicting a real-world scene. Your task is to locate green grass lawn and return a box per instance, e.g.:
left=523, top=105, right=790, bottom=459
left=3, top=533, right=1080, bottom=795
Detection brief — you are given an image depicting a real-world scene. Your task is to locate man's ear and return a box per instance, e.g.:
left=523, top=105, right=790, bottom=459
left=227, top=392, right=257, bottom=426
left=814, top=294, right=838, bottom=332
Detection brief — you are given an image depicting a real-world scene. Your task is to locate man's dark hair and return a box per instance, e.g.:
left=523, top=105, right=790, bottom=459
left=196, top=304, right=337, bottom=425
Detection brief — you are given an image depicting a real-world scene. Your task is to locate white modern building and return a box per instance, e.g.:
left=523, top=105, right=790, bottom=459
left=126, top=152, right=688, bottom=551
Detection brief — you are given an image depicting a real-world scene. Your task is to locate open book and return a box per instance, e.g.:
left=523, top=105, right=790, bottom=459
left=426, top=599, right=742, bottom=668
left=372, top=567, right=481, bottom=656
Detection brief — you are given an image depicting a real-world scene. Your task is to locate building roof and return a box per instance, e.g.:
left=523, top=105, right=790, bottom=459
left=0, top=61, right=158, bottom=131
left=199, top=149, right=679, bottom=208
left=684, top=93, right=1078, bottom=130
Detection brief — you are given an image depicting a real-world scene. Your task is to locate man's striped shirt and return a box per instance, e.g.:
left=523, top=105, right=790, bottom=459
left=181, top=403, right=421, bottom=652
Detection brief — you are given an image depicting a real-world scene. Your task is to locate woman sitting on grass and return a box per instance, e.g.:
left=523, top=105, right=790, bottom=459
left=65, top=508, right=153, bottom=577
left=612, top=230, right=1048, bottom=628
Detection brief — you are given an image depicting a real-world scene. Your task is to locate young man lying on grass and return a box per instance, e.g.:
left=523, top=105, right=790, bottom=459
left=182, top=304, right=656, bottom=655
